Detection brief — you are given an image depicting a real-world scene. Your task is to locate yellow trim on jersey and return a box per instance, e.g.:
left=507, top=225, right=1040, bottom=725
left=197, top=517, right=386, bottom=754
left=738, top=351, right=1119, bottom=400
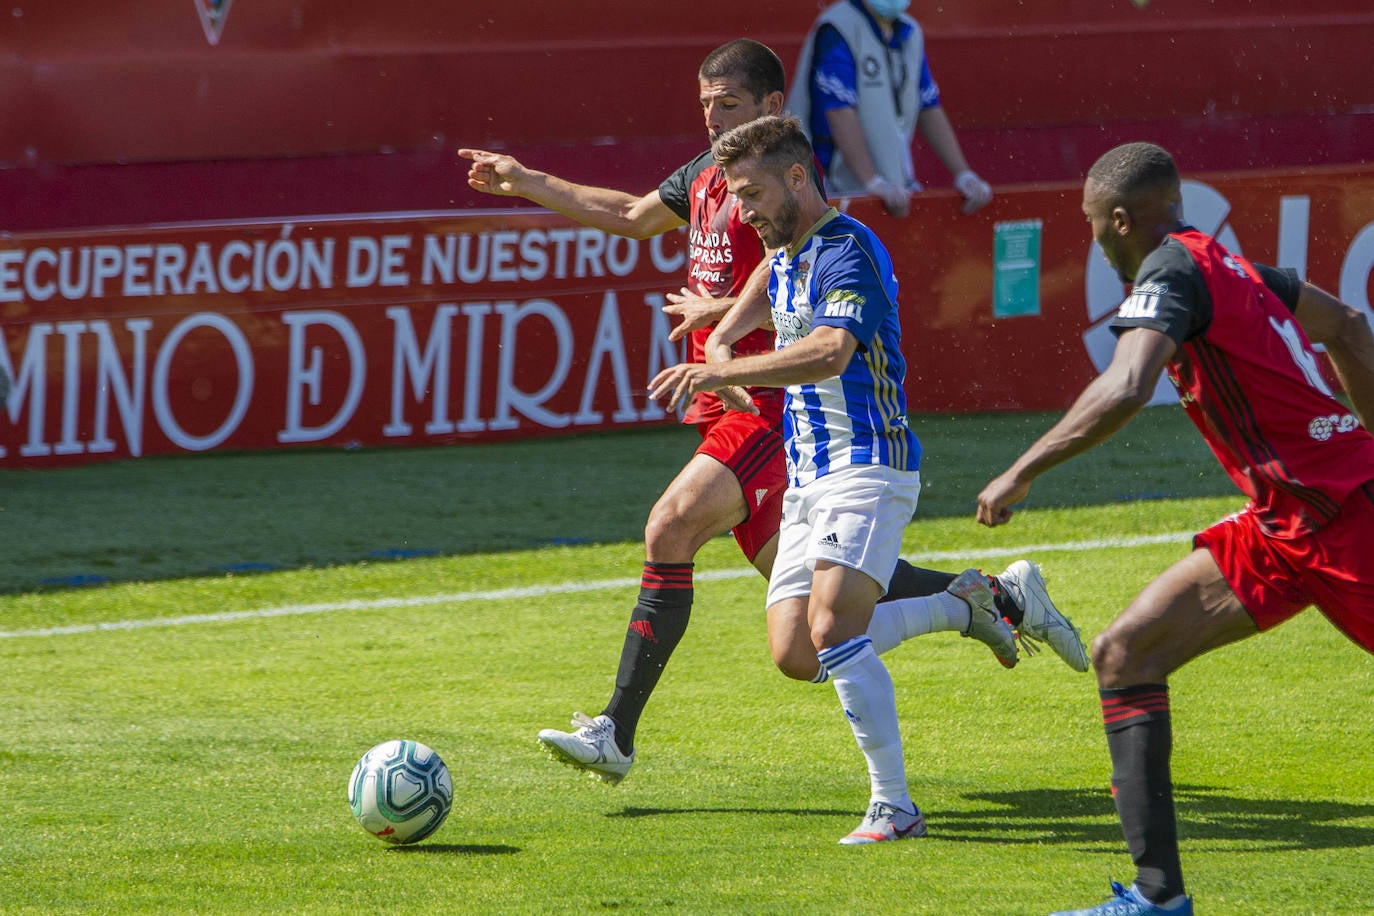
left=786, top=208, right=842, bottom=259
left=862, top=333, right=910, bottom=470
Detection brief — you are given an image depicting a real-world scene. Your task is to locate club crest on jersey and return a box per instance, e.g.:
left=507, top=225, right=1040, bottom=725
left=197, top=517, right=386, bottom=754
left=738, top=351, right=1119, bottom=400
left=822, top=290, right=864, bottom=321
left=194, top=0, right=234, bottom=46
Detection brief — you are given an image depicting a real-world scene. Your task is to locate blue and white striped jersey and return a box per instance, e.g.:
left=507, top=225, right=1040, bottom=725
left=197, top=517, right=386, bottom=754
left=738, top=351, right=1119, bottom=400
left=767, top=208, right=921, bottom=487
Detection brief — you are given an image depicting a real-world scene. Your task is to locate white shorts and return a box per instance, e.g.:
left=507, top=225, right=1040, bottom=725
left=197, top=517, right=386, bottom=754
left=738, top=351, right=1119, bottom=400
left=765, top=463, right=921, bottom=609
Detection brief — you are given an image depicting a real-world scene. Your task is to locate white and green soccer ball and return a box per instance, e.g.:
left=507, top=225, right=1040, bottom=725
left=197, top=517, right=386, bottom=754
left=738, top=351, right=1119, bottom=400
left=348, top=739, right=453, bottom=845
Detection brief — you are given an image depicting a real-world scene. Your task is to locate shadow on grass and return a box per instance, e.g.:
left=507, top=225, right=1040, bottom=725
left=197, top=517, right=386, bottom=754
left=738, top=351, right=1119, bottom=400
left=606, top=787, right=1374, bottom=853
left=388, top=843, right=521, bottom=856
left=931, top=785, right=1374, bottom=851
left=609, top=806, right=854, bottom=819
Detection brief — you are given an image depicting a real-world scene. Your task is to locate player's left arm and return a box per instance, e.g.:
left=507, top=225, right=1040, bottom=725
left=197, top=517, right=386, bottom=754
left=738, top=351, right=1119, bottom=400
left=653, top=261, right=778, bottom=415
left=702, top=260, right=776, bottom=361
left=1293, top=281, right=1374, bottom=428
left=663, top=289, right=736, bottom=342
left=720, top=324, right=858, bottom=386
left=649, top=326, right=857, bottom=415
left=666, top=258, right=774, bottom=343
left=977, top=326, right=1176, bottom=526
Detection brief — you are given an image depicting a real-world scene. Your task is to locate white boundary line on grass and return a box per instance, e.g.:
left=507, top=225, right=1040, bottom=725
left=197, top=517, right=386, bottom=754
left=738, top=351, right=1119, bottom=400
left=0, top=531, right=1194, bottom=640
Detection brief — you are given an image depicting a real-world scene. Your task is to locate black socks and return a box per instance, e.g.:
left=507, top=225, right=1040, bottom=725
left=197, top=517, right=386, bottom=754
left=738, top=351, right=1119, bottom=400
left=882, top=559, right=956, bottom=602
left=1101, top=684, right=1185, bottom=903
left=602, top=561, right=694, bottom=757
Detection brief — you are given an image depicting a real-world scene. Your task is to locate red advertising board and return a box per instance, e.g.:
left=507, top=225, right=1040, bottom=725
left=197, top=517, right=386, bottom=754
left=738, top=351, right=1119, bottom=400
left=5, top=165, right=1374, bottom=467
left=0, top=211, right=691, bottom=465
left=4, top=2, right=1373, bottom=466
left=865, top=165, right=1374, bottom=412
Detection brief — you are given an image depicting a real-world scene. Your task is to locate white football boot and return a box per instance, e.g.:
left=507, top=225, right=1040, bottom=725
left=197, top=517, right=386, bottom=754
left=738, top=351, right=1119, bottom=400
left=995, top=560, right=1089, bottom=672
left=949, top=568, right=1018, bottom=668
left=839, top=800, right=928, bottom=845
left=537, top=712, right=634, bottom=784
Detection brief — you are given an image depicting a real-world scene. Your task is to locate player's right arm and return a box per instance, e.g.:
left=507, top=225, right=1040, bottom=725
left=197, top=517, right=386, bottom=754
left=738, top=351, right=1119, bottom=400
left=458, top=148, right=684, bottom=240
left=704, top=261, right=774, bottom=361
left=663, top=288, right=737, bottom=343
left=976, top=326, right=1176, bottom=527
left=685, top=261, right=777, bottom=414
left=1293, top=281, right=1374, bottom=429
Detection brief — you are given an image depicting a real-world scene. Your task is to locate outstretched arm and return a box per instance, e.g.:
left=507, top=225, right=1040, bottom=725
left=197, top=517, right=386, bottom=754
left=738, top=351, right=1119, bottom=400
left=1293, top=281, right=1374, bottom=429
left=458, top=148, right=684, bottom=239
left=977, top=327, right=1176, bottom=526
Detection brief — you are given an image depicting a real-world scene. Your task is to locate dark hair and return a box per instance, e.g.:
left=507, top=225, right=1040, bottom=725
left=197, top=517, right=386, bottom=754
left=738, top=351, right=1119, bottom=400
left=712, top=115, right=813, bottom=174
left=699, top=38, right=786, bottom=101
left=1087, top=142, right=1180, bottom=200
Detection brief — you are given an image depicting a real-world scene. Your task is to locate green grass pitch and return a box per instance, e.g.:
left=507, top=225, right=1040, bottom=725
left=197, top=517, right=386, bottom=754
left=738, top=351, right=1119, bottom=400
left=1, top=409, right=1371, bottom=913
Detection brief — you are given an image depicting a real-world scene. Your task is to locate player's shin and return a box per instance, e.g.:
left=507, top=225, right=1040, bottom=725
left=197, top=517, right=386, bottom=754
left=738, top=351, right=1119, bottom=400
left=866, top=591, right=969, bottom=653
left=818, top=635, right=911, bottom=809
left=601, top=561, right=693, bottom=756
left=1102, top=684, right=1186, bottom=904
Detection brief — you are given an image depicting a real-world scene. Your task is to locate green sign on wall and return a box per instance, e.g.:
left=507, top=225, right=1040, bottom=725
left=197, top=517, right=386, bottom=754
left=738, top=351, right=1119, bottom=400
left=993, top=219, right=1042, bottom=318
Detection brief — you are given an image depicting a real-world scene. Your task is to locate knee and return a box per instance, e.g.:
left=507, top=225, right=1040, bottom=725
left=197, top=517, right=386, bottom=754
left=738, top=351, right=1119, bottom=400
left=809, top=618, right=844, bottom=653
left=769, top=619, right=822, bottom=681
left=1089, top=630, right=1124, bottom=682
left=1091, top=624, right=1155, bottom=687
left=771, top=644, right=821, bottom=681
left=775, top=658, right=820, bottom=681
left=643, top=504, right=691, bottom=557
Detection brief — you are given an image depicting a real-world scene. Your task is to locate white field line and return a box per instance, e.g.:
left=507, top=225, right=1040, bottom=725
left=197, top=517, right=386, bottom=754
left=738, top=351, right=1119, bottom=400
left=0, top=531, right=1193, bottom=640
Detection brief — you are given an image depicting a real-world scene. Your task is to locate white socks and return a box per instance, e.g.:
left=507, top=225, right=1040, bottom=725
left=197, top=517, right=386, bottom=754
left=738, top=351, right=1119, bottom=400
left=811, top=591, right=969, bottom=683
left=866, top=591, right=969, bottom=655
left=817, top=635, right=912, bottom=809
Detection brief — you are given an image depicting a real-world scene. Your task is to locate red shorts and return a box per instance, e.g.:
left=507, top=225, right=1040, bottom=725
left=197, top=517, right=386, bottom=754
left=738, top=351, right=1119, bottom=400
left=1196, top=481, right=1374, bottom=654
left=694, top=407, right=787, bottom=563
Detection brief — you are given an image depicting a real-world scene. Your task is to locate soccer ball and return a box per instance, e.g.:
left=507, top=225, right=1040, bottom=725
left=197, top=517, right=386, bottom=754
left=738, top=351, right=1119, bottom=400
left=348, top=739, right=453, bottom=845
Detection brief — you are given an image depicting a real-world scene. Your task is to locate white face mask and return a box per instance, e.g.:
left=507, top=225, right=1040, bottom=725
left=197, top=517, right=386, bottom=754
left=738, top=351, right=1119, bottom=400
left=867, top=0, right=911, bottom=17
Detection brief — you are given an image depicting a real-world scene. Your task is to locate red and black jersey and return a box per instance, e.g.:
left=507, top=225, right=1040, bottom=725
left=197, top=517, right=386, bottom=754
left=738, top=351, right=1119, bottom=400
left=659, top=150, right=782, bottom=425
left=1110, top=228, right=1374, bottom=537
